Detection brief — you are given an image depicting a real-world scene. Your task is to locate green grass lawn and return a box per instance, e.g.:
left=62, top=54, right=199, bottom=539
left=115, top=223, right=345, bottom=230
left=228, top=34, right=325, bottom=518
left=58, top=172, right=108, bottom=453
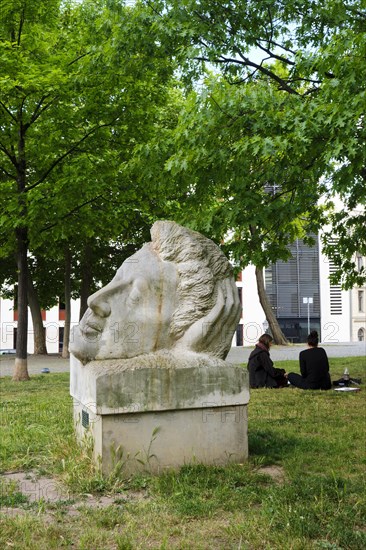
left=0, top=357, right=365, bottom=549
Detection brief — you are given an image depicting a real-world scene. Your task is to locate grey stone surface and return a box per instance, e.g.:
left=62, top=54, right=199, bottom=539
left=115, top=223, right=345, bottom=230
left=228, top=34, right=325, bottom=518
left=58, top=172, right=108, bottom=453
left=73, top=399, right=248, bottom=476
left=70, top=221, right=241, bottom=364
left=71, top=352, right=249, bottom=475
left=70, top=353, right=249, bottom=414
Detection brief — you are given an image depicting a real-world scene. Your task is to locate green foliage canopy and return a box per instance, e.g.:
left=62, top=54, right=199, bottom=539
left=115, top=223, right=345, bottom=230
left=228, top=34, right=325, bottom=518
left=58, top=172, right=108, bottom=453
left=0, top=0, right=179, bottom=293
left=0, top=0, right=180, bottom=369
left=143, top=0, right=366, bottom=286
left=164, top=75, right=330, bottom=268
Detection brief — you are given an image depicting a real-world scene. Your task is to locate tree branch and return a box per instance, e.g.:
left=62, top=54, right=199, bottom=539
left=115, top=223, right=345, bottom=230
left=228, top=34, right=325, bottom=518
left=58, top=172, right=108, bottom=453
left=208, top=94, right=238, bottom=121
left=266, top=39, right=297, bottom=56
left=24, top=95, right=57, bottom=131
left=39, top=195, right=104, bottom=232
left=346, top=7, right=366, bottom=20
left=195, top=53, right=300, bottom=95
left=68, top=52, right=91, bottom=67
left=234, top=46, right=301, bottom=95
left=254, top=41, right=295, bottom=66
left=18, top=8, right=25, bottom=46
left=25, top=120, right=118, bottom=192
left=264, top=5, right=275, bottom=44
left=0, top=164, right=16, bottom=180
left=0, top=141, right=18, bottom=167
left=146, top=1, right=163, bottom=17
left=0, top=101, right=17, bottom=123
left=268, top=187, right=297, bottom=202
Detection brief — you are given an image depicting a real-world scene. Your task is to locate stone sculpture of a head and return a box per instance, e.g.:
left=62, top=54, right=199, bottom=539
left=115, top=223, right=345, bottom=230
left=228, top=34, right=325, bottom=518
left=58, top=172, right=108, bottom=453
left=70, top=221, right=241, bottom=364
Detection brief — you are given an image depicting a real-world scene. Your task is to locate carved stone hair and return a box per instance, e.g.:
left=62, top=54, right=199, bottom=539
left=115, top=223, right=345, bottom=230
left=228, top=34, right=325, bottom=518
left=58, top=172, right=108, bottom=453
left=151, top=220, right=236, bottom=342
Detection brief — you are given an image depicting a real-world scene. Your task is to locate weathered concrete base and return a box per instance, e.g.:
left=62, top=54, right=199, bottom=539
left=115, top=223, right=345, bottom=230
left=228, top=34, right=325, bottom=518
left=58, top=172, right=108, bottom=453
left=70, top=352, right=249, bottom=476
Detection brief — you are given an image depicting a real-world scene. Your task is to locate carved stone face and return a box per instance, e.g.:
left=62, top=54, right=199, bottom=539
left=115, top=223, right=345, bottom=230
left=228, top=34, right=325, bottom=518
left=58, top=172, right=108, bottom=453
left=70, top=244, right=178, bottom=363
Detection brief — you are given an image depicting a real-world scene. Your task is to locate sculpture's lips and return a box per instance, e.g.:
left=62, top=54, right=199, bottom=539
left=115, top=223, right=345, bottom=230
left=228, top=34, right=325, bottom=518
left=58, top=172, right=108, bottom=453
left=83, top=322, right=103, bottom=334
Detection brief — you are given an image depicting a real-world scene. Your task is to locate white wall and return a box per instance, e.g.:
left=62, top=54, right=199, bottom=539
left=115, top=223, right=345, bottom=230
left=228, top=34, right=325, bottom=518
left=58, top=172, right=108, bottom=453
left=318, top=237, right=351, bottom=344
left=0, top=298, right=17, bottom=350
left=241, top=265, right=265, bottom=347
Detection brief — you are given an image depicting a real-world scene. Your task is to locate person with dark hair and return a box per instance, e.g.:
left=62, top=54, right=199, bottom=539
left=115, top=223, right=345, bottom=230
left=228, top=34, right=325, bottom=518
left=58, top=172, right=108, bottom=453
left=287, top=330, right=332, bottom=390
left=247, top=334, right=288, bottom=388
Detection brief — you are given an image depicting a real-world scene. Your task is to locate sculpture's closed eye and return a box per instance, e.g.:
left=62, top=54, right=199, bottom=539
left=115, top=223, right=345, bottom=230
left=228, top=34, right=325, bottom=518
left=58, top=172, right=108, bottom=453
left=128, top=289, right=141, bottom=305
left=127, top=278, right=149, bottom=306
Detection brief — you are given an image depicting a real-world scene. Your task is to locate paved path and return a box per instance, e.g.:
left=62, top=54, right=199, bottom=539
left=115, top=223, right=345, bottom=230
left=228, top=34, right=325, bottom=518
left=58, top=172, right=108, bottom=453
left=0, top=354, right=69, bottom=378
left=0, top=342, right=365, bottom=377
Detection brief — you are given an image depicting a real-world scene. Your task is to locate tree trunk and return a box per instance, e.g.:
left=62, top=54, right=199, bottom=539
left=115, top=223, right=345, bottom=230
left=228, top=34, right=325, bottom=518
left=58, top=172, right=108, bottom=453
left=255, top=266, right=289, bottom=345
left=13, top=227, right=30, bottom=380
left=62, top=248, right=72, bottom=358
left=79, top=241, right=93, bottom=320
left=13, top=119, right=30, bottom=381
left=27, top=275, right=48, bottom=355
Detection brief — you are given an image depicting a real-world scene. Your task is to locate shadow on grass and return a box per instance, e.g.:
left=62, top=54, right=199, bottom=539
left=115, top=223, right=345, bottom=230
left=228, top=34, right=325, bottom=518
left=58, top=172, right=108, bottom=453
left=249, top=428, right=311, bottom=463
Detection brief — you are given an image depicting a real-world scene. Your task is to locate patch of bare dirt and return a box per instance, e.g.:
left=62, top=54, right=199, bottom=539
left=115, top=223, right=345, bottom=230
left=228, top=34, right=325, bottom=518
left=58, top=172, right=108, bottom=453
left=2, top=471, right=70, bottom=503
left=0, top=507, right=28, bottom=517
left=0, top=471, right=147, bottom=519
left=256, top=465, right=286, bottom=484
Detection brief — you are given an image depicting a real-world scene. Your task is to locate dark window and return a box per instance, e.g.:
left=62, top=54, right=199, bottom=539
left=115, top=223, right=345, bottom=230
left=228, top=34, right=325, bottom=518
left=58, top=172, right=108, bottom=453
left=265, top=235, right=321, bottom=323
left=236, top=324, right=243, bottom=346
left=358, top=290, right=364, bottom=313
left=59, top=327, right=64, bottom=353
left=237, top=287, right=242, bottom=304
left=357, top=255, right=364, bottom=272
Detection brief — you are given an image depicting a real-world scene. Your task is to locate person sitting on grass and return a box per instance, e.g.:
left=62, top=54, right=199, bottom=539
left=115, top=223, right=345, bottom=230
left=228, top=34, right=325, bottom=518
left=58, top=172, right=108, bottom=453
left=247, top=334, right=288, bottom=388
left=288, top=330, right=332, bottom=390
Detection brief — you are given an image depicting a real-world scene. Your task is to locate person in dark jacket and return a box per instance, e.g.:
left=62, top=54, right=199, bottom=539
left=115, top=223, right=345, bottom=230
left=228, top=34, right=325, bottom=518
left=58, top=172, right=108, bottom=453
left=247, top=334, right=288, bottom=388
left=288, top=330, right=332, bottom=390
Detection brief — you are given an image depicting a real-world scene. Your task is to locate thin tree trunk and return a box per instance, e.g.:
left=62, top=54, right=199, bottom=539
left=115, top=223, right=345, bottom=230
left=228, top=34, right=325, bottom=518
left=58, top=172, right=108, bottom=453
left=79, top=242, right=93, bottom=320
left=13, top=227, right=30, bottom=380
left=27, top=275, right=48, bottom=355
left=13, top=118, right=30, bottom=381
left=255, top=266, right=289, bottom=345
left=62, top=248, right=72, bottom=358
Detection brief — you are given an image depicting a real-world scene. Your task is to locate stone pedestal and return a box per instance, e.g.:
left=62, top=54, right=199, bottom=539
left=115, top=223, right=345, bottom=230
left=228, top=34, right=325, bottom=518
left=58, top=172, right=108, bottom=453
left=70, top=353, right=250, bottom=476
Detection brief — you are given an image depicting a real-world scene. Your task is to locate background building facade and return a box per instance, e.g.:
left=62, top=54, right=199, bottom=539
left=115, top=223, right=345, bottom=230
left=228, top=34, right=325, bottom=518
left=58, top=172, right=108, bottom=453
left=240, top=235, right=366, bottom=346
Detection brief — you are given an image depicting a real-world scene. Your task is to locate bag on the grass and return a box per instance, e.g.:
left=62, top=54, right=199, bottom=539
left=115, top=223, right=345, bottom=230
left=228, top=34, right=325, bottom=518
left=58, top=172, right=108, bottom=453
left=332, top=377, right=362, bottom=387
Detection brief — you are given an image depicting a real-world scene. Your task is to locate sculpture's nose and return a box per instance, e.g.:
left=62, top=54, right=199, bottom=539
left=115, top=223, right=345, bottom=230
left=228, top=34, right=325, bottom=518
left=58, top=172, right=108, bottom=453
left=88, top=293, right=111, bottom=318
